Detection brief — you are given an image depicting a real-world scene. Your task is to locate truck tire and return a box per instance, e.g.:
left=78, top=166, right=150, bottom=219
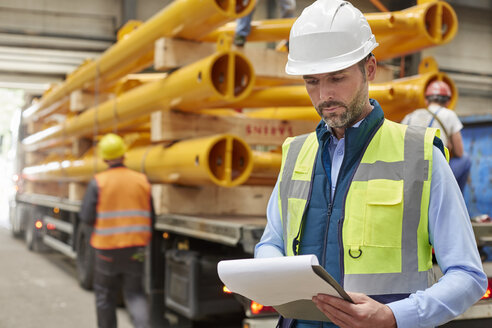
left=25, top=215, right=45, bottom=252
left=76, top=224, right=95, bottom=290
left=10, top=205, right=25, bottom=238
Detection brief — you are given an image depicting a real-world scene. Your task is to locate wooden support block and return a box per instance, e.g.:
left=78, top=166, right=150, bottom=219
left=154, top=37, right=299, bottom=82
left=151, top=110, right=315, bottom=145
left=25, top=119, right=44, bottom=135
left=26, top=120, right=35, bottom=134
left=239, top=46, right=292, bottom=81
left=70, top=90, right=112, bottom=112
left=69, top=182, right=87, bottom=201
left=24, top=181, right=69, bottom=198
left=154, top=38, right=215, bottom=71
left=24, top=152, right=45, bottom=166
left=374, top=64, right=397, bottom=83
left=152, top=184, right=273, bottom=216
left=71, top=137, right=93, bottom=157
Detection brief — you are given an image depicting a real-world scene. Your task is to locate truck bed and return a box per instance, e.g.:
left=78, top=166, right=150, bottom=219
left=16, top=192, right=267, bottom=254
left=155, top=214, right=266, bottom=254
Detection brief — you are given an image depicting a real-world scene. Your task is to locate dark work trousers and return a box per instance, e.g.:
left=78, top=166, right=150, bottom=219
left=94, top=247, right=149, bottom=328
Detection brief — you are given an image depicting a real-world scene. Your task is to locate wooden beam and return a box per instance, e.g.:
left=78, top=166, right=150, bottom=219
left=154, top=37, right=301, bottom=83
left=150, top=110, right=315, bottom=145
left=152, top=184, right=272, bottom=216
left=69, top=89, right=112, bottom=112
left=24, top=181, right=69, bottom=198
left=69, top=182, right=87, bottom=201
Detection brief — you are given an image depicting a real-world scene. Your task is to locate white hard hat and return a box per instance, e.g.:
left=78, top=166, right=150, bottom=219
left=286, top=0, right=379, bottom=75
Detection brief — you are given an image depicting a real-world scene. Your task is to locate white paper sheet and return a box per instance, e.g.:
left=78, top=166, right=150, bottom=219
left=217, top=255, right=342, bottom=306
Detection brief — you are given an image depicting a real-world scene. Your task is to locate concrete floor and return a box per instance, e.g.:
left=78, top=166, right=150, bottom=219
left=0, top=226, right=133, bottom=328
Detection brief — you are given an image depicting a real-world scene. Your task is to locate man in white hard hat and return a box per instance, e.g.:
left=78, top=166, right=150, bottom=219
left=254, top=1, right=487, bottom=328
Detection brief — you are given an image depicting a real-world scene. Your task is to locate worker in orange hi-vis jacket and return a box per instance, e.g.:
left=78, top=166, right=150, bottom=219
left=79, top=133, right=153, bottom=328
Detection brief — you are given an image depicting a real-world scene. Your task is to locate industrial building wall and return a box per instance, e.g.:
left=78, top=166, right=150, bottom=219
left=0, top=0, right=120, bottom=48
left=0, top=0, right=174, bottom=42
left=0, top=0, right=171, bottom=94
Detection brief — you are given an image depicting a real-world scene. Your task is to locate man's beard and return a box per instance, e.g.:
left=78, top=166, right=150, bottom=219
left=316, top=86, right=367, bottom=129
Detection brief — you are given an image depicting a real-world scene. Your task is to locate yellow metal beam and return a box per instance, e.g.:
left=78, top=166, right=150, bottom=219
left=370, top=71, right=457, bottom=122
left=369, top=1, right=457, bottom=61
left=22, top=50, right=255, bottom=147
left=202, top=1, right=457, bottom=61
left=22, top=0, right=256, bottom=120
left=22, top=134, right=254, bottom=188
left=247, top=150, right=282, bottom=185
left=229, top=71, right=457, bottom=123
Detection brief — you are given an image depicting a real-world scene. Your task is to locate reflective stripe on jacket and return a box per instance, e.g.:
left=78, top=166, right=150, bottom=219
left=278, top=119, right=440, bottom=296
left=91, top=167, right=152, bottom=250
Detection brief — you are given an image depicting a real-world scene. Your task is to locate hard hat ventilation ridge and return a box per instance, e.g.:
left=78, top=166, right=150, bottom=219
left=329, top=2, right=349, bottom=30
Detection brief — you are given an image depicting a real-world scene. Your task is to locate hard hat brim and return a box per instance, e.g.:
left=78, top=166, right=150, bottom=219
left=286, top=38, right=378, bottom=76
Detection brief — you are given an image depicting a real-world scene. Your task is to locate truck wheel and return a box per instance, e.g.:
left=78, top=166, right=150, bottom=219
left=25, top=216, right=44, bottom=252
left=10, top=205, right=24, bottom=238
left=76, top=224, right=95, bottom=290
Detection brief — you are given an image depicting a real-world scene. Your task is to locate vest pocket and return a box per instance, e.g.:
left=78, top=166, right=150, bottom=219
left=364, top=180, right=404, bottom=248
left=292, top=165, right=311, bottom=180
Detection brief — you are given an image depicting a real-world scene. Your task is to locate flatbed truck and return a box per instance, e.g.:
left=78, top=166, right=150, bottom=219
left=10, top=190, right=492, bottom=328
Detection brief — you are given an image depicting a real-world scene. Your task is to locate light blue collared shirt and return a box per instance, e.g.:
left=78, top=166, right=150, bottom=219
left=255, top=124, right=487, bottom=328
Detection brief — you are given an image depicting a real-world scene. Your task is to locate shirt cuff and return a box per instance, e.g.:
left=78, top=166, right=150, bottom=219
left=387, top=297, right=420, bottom=328
left=254, top=244, right=284, bottom=258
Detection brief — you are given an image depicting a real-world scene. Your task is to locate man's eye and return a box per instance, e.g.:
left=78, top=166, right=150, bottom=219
left=332, top=76, right=344, bottom=82
left=305, top=79, right=318, bottom=85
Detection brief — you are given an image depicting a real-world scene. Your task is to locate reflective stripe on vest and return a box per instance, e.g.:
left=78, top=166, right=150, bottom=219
left=278, top=132, right=317, bottom=256
left=92, top=167, right=152, bottom=250
left=278, top=120, right=438, bottom=295
left=343, top=122, right=435, bottom=295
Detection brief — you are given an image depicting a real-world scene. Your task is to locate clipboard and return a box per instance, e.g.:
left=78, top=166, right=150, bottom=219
left=217, top=255, right=352, bottom=322
left=273, top=264, right=352, bottom=322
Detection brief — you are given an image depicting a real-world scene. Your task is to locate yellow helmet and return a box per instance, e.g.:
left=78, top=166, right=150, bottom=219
left=98, top=133, right=127, bottom=160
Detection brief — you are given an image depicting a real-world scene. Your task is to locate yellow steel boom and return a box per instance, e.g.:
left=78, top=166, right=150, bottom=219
left=22, top=50, right=255, bottom=147
left=22, top=134, right=254, bottom=188
left=22, top=0, right=256, bottom=120
left=202, top=1, right=457, bottom=61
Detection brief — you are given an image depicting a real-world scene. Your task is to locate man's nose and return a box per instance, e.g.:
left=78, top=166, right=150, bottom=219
left=319, top=81, right=334, bottom=102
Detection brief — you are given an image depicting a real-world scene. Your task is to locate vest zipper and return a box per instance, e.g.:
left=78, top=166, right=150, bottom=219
left=338, top=119, right=384, bottom=286
left=321, top=202, right=333, bottom=267
left=319, top=138, right=332, bottom=268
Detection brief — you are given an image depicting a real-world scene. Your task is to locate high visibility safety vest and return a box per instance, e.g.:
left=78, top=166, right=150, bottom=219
left=91, top=167, right=152, bottom=250
left=278, top=119, right=443, bottom=296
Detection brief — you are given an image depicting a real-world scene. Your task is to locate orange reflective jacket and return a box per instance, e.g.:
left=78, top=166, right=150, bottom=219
left=91, top=167, right=152, bottom=250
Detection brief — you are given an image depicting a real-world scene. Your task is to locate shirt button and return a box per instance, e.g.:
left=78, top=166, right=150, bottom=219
left=337, top=150, right=343, bottom=156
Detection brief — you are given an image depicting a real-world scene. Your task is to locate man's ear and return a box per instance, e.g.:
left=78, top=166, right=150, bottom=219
left=366, top=55, right=377, bottom=82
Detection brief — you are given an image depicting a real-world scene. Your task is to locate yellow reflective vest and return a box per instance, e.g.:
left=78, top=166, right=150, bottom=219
left=278, top=119, right=446, bottom=295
